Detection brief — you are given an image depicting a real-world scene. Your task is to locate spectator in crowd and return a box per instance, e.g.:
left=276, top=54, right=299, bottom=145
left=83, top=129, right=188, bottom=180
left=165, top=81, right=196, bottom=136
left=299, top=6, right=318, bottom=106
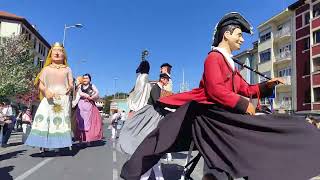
left=111, top=110, right=121, bottom=140
left=21, top=108, right=32, bottom=143
left=1, top=102, right=14, bottom=147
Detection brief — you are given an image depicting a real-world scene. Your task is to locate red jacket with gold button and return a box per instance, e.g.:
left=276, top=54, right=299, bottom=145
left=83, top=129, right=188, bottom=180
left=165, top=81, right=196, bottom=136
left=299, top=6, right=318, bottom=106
left=159, top=51, right=272, bottom=114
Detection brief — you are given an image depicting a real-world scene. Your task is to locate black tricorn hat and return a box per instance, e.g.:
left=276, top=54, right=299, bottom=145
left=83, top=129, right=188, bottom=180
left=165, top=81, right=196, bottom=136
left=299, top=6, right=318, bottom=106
left=160, top=63, right=172, bottom=68
left=212, top=12, right=253, bottom=47
left=159, top=73, right=171, bottom=79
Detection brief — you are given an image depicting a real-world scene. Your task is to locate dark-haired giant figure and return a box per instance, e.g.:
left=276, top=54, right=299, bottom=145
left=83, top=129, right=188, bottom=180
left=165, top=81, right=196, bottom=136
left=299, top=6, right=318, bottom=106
left=75, top=73, right=103, bottom=144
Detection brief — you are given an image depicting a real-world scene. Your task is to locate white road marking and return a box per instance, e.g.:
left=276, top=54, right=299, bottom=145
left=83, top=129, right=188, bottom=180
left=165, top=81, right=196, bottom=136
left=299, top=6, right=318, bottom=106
left=14, top=158, right=53, bottom=180
left=113, top=168, right=118, bottom=180
left=113, top=150, right=117, bottom=163
left=112, top=141, right=118, bottom=180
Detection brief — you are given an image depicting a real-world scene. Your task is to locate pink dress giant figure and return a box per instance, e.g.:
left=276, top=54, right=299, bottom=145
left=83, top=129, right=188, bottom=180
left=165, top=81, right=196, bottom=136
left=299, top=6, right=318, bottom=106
left=75, top=74, right=103, bottom=143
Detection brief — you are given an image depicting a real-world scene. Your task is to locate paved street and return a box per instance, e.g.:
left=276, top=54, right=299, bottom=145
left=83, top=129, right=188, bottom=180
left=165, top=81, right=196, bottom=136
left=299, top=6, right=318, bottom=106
left=3, top=120, right=318, bottom=180
left=0, top=120, right=207, bottom=180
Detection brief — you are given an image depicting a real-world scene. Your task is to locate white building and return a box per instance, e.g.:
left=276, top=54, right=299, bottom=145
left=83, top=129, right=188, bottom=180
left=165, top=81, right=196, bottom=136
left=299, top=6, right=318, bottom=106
left=0, top=11, right=50, bottom=67
left=257, top=9, right=295, bottom=112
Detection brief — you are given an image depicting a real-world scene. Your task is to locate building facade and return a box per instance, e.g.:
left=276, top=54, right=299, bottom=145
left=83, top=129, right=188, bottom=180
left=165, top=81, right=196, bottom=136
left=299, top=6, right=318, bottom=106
left=234, top=41, right=259, bottom=107
left=289, top=0, right=320, bottom=111
left=0, top=11, right=50, bottom=68
left=234, top=41, right=259, bottom=84
left=257, top=9, right=295, bottom=112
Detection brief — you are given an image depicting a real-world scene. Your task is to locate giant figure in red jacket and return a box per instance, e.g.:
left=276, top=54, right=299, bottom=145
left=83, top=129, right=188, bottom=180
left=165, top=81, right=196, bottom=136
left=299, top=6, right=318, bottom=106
left=121, top=12, right=320, bottom=180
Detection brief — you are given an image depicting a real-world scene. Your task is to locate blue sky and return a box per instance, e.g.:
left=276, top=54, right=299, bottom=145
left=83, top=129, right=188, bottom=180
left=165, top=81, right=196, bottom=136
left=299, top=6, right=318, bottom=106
left=1, top=0, right=296, bottom=96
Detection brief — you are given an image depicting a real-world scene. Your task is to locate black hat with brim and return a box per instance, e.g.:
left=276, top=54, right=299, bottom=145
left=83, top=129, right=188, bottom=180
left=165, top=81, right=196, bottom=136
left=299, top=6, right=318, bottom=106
left=160, top=63, right=172, bottom=68
left=212, top=12, right=253, bottom=47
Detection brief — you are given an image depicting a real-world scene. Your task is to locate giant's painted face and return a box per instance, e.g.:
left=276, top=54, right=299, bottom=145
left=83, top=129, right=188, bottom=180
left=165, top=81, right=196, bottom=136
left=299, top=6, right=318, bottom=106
left=82, top=75, right=91, bottom=85
left=160, top=66, right=171, bottom=74
left=51, top=46, right=65, bottom=63
left=160, top=77, right=169, bottom=86
left=225, top=27, right=244, bottom=51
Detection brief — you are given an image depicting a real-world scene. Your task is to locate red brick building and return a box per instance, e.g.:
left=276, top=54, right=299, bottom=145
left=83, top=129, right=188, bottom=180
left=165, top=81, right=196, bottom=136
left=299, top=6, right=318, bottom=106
left=289, top=0, right=313, bottom=111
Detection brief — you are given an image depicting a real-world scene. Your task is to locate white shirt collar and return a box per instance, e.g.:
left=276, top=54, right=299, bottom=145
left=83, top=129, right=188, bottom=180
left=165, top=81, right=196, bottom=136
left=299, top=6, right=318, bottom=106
left=212, top=47, right=235, bottom=71
left=157, top=82, right=163, bottom=89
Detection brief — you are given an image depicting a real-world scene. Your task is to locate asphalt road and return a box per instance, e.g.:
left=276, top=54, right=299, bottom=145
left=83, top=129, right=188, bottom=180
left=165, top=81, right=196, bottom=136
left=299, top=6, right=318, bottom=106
left=0, top=121, right=207, bottom=180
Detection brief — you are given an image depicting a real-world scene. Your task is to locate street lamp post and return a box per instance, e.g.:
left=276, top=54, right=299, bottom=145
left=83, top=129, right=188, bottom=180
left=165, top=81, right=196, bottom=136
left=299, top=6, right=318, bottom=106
left=63, top=23, right=83, bottom=46
left=113, top=77, right=118, bottom=99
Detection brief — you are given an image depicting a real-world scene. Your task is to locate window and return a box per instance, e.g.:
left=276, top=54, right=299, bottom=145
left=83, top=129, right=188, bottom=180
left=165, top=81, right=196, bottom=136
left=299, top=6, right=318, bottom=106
left=42, top=46, right=45, bottom=56
left=314, top=3, right=320, bottom=18
left=33, top=38, right=37, bottom=49
left=259, top=49, right=271, bottom=63
left=313, top=30, right=320, bottom=44
left=259, top=32, right=271, bottom=43
left=314, top=87, right=320, bottom=102
left=304, top=88, right=311, bottom=103
left=304, top=37, right=310, bottom=50
left=38, top=43, right=41, bottom=53
left=304, top=12, right=310, bottom=25
left=279, top=44, right=291, bottom=53
left=277, top=44, right=291, bottom=59
left=278, top=68, right=291, bottom=77
left=279, top=44, right=291, bottom=54
left=38, top=57, right=44, bottom=68
left=313, top=57, right=320, bottom=72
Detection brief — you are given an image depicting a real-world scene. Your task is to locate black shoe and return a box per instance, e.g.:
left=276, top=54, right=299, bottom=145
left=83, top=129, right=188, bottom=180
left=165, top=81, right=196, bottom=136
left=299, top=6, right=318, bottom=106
left=1, top=144, right=9, bottom=148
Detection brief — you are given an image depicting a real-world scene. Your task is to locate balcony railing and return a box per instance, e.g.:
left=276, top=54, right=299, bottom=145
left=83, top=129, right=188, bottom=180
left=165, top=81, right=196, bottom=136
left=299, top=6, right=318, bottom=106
left=275, top=51, right=291, bottom=61
left=278, top=100, right=292, bottom=110
left=274, top=26, right=291, bottom=39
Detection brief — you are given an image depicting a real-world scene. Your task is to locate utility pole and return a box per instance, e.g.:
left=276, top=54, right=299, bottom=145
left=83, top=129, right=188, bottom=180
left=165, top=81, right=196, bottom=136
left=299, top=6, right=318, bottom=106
left=180, top=68, right=189, bottom=93
left=113, top=77, right=118, bottom=99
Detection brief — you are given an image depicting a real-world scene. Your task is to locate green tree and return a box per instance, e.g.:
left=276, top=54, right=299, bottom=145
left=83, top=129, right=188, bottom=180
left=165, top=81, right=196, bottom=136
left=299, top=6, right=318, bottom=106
left=103, top=95, right=113, bottom=113
left=0, top=34, right=37, bottom=100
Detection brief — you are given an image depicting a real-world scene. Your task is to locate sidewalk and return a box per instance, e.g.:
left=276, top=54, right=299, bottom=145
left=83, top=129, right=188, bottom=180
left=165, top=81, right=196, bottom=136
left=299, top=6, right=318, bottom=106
left=0, top=131, right=23, bottom=153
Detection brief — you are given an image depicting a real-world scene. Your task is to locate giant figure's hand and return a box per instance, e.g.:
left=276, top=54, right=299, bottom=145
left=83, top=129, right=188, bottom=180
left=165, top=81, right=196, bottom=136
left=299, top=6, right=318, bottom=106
left=246, top=102, right=256, bottom=115
left=267, top=78, right=285, bottom=88
left=45, top=89, right=54, bottom=99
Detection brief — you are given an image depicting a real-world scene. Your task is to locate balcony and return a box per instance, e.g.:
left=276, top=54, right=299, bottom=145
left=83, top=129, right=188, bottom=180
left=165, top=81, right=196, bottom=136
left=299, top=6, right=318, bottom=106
left=278, top=100, right=292, bottom=110
left=274, top=26, right=291, bottom=42
left=276, top=76, right=291, bottom=92
left=274, top=51, right=291, bottom=64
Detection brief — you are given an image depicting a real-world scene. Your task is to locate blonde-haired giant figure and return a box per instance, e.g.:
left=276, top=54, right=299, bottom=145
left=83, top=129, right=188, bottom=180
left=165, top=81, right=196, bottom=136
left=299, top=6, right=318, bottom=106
left=25, top=42, right=73, bottom=152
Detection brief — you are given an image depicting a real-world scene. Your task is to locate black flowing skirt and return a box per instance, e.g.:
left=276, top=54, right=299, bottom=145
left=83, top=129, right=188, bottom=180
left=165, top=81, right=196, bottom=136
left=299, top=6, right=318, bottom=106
left=120, top=101, right=320, bottom=180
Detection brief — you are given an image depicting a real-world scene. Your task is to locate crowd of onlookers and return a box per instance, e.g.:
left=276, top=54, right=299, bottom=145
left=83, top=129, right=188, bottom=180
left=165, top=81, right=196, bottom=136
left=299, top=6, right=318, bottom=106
left=0, top=101, right=33, bottom=148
